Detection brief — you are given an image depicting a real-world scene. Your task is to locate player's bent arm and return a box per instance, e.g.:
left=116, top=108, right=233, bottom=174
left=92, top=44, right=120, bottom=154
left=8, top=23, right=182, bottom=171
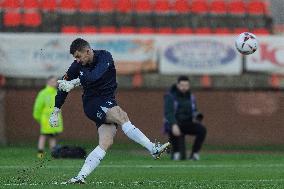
left=57, top=61, right=81, bottom=92
left=49, top=89, right=67, bottom=127
left=50, top=61, right=81, bottom=126
left=63, top=61, right=81, bottom=81
left=55, top=89, right=68, bottom=109
left=56, top=61, right=81, bottom=101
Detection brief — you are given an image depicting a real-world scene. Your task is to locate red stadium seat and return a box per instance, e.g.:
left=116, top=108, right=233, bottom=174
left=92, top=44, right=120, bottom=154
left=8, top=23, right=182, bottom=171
left=41, top=0, right=57, bottom=11
left=97, top=0, right=114, bottom=12
left=191, top=0, right=209, bottom=14
left=22, top=11, right=41, bottom=27
left=173, top=0, right=191, bottom=13
left=210, top=0, right=227, bottom=14
left=269, top=74, right=281, bottom=88
left=195, top=27, right=212, bottom=34
left=99, top=26, right=117, bottom=33
left=252, top=28, right=270, bottom=34
left=201, top=75, right=212, bottom=88
left=157, top=27, right=174, bottom=34
left=135, top=0, right=152, bottom=13
left=138, top=27, right=154, bottom=33
left=23, top=0, right=39, bottom=10
left=118, top=27, right=136, bottom=33
left=154, top=0, right=171, bottom=13
left=59, top=0, right=77, bottom=12
left=213, top=27, right=231, bottom=34
left=173, top=0, right=190, bottom=13
left=175, top=27, right=193, bottom=34
left=2, top=0, right=21, bottom=9
left=61, top=26, right=80, bottom=33
left=228, top=0, right=246, bottom=15
left=81, top=26, right=97, bottom=33
left=79, top=0, right=96, bottom=12
left=247, top=0, right=268, bottom=15
left=116, top=0, right=134, bottom=13
left=3, top=11, right=21, bottom=26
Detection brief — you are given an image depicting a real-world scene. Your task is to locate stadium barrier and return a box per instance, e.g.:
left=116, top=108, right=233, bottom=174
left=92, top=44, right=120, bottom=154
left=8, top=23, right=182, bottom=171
left=2, top=89, right=284, bottom=146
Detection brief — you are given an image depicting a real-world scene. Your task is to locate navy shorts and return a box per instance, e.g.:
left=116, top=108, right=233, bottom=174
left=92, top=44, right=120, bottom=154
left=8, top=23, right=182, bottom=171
left=83, top=97, right=117, bottom=128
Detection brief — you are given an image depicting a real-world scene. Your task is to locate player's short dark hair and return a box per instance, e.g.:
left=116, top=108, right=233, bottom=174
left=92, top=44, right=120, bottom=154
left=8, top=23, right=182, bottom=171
left=70, top=38, right=91, bottom=55
left=177, top=75, right=190, bottom=83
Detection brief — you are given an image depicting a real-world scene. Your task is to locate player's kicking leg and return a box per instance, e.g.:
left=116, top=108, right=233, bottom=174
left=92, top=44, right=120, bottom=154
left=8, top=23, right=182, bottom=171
left=66, top=124, right=117, bottom=184
left=106, top=106, right=170, bottom=159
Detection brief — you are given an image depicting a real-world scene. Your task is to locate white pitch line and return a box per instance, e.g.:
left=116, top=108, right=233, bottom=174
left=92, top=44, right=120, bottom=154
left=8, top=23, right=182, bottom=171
left=2, top=179, right=284, bottom=186
left=0, top=164, right=284, bottom=169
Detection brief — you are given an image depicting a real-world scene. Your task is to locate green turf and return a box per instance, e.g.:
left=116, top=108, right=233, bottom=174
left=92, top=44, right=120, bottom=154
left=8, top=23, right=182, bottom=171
left=0, top=146, right=284, bottom=189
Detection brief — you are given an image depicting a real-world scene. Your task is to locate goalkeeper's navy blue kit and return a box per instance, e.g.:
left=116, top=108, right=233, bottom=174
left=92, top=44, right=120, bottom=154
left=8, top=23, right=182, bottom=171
left=55, top=50, right=117, bottom=127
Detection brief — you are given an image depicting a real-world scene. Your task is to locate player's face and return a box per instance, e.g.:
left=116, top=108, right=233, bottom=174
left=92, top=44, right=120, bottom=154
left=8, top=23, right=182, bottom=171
left=73, top=49, right=92, bottom=66
left=177, top=80, right=190, bottom=93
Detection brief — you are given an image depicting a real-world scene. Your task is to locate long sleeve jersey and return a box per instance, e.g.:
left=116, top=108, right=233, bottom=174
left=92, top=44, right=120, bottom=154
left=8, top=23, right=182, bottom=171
left=55, top=50, right=117, bottom=109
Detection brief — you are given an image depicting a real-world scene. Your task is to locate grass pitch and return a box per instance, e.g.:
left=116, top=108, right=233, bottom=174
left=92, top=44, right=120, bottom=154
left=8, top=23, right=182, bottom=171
left=0, top=145, right=283, bottom=189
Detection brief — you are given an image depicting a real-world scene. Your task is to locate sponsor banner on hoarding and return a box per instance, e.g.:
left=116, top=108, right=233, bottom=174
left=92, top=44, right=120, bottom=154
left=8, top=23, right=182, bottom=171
left=0, top=34, right=73, bottom=78
left=246, top=36, right=284, bottom=73
left=89, top=37, right=156, bottom=75
left=158, top=36, right=242, bottom=75
left=0, top=34, right=157, bottom=78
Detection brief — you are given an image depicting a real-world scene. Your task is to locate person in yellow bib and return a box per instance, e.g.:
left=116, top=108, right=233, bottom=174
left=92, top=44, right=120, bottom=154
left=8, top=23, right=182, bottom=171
left=33, top=76, right=63, bottom=158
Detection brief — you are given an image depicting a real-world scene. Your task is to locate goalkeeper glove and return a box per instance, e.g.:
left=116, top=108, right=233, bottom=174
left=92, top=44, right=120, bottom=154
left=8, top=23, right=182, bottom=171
left=49, top=107, right=60, bottom=127
left=58, top=78, right=81, bottom=92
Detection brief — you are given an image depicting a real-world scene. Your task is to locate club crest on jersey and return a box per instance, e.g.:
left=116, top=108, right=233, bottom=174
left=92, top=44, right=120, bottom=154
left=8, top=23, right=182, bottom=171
left=80, top=71, right=83, bottom=76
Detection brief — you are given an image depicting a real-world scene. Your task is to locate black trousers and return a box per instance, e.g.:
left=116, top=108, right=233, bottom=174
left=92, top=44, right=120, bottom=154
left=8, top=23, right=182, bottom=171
left=169, top=122, right=207, bottom=160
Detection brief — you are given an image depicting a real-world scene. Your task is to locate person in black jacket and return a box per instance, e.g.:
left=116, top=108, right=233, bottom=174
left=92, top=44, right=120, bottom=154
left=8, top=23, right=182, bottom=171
left=164, top=76, right=207, bottom=160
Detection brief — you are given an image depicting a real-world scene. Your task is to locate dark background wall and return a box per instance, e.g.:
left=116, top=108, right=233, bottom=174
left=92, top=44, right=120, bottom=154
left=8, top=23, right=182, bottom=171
left=4, top=89, right=284, bottom=145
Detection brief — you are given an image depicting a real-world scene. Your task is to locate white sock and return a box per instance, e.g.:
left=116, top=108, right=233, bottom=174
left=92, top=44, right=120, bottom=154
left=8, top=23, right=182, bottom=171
left=77, top=146, right=106, bottom=178
left=121, top=121, right=153, bottom=152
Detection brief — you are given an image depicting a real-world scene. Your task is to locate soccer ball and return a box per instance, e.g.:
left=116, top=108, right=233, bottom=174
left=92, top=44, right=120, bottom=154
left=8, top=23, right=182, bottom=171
left=235, top=32, right=258, bottom=55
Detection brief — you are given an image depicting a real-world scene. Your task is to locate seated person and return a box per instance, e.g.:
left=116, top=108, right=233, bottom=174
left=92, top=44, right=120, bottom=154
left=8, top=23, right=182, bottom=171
left=164, top=76, right=207, bottom=160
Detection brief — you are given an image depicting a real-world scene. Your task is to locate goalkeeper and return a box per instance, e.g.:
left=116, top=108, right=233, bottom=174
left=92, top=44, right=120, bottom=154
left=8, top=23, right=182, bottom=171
left=49, top=38, right=170, bottom=184
left=33, top=76, right=63, bottom=158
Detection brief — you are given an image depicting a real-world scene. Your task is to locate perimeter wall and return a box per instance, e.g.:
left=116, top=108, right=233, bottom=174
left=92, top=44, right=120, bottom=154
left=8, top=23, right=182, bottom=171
left=4, top=89, right=284, bottom=146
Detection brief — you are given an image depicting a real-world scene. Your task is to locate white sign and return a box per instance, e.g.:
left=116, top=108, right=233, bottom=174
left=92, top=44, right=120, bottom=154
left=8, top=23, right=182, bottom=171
left=0, top=34, right=157, bottom=78
left=157, top=36, right=242, bottom=75
left=0, top=34, right=73, bottom=78
left=246, top=36, right=284, bottom=73
left=88, top=36, right=157, bottom=74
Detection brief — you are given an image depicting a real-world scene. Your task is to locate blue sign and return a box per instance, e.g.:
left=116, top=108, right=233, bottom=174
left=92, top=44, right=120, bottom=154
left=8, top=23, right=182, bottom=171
left=164, top=40, right=236, bottom=68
